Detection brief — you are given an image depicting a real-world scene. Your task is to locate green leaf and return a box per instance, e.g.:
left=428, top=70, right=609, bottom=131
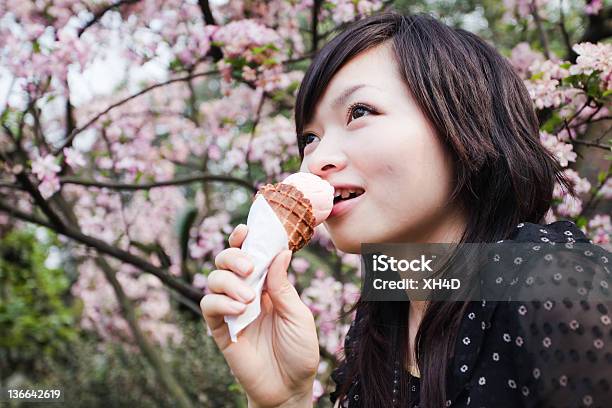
left=175, top=206, right=198, bottom=263
left=251, top=46, right=265, bottom=55
left=323, top=2, right=335, bottom=10
left=530, top=72, right=544, bottom=81
left=576, top=216, right=588, bottom=228
left=266, top=43, right=280, bottom=52
left=586, top=74, right=603, bottom=98
left=262, top=57, right=277, bottom=66
left=169, top=58, right=183, bottom=71
left=561, top=73, right=586, bottom=87
left=541, top=112, right=563, bottom=133
left=598, top=171, right=608, bottom=184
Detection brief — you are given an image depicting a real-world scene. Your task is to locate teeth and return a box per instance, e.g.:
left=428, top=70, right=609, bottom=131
left=334, top=187, right=365, bottom=199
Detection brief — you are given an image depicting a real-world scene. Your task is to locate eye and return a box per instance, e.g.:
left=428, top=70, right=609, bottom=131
left=346, top=102, right=376, bottom=124
left=300, top=132, right=319, bottom=146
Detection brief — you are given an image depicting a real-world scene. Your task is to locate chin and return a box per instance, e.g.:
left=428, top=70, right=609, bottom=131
left=323, top=221, right=367, bottom=254
left=328, top=234, right=362, bottom=254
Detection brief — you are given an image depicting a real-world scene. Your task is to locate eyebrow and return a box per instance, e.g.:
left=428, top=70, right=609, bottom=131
left=331, top=84, right=370, bottom=109
left=303, top=84, right=375, bottom=130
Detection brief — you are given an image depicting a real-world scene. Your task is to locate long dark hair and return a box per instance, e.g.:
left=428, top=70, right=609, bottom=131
left=294, top=12, right=572, bottom=408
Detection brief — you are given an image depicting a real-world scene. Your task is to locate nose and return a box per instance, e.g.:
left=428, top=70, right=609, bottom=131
left=304, top=135, right=347, bottom=177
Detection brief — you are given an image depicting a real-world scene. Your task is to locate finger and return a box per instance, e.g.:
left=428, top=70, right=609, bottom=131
left=266, top=249, right=306, bottom=319
left=208, top=269, right=256, bottom=303
left=200, top=293, right=247, bottom=332
left=215, top=247, right=253, bottom=277
left=229, top=224, right=248, bottom=248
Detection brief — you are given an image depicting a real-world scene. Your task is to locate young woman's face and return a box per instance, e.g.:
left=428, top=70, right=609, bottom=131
left=299, top=42, right=467, bottom=253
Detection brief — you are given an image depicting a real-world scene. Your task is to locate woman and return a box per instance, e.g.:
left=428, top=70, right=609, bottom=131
left=200, top=12, right=611, bottom=408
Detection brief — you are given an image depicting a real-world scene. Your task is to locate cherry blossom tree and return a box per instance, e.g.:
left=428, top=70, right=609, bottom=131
left=0, top=0, right=609, bottom=405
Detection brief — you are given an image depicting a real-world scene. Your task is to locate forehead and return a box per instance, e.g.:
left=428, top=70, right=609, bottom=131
left=318, top=43, right=402, bottom=104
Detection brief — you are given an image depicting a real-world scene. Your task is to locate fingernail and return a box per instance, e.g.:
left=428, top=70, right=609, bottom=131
left=230, top=300, right=246, bottom=312
left=237, top=285, right=255, bottom=303
left=236, top=258, right=251, bottom=274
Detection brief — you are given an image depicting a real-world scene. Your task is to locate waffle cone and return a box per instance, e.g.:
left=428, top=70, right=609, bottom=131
left=257, top=182, right=315, bottom=252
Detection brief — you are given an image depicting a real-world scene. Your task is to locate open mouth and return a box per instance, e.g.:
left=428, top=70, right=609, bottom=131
left=333, top=188, right=365, bottom=205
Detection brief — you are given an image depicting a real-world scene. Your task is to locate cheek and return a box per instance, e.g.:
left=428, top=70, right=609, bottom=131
left=363, top=126, right=453, bottom=212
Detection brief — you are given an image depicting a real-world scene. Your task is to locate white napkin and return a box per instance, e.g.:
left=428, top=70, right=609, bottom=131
left=224, top=194, right=289, bottom=342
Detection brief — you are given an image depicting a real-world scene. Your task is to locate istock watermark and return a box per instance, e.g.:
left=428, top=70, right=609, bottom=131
left=359, top=243, right=611, bottom=302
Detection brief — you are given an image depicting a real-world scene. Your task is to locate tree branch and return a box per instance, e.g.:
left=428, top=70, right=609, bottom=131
left=78, top=0, right=142, bottom=37
left=60, top=172, right=257, bottom=194
left=581, top=164, right=611, bottom=216
left=197, top=0, right=216, bottom=26
left=555, top=97, right=592, bottom=135
left=311, top=0, right=322, bottom=53
left=572, top=139, right=611, bottom=150
left=53, top=69, right=219, bottom=155
left=531, top=1, right=550, bottom=59
left=0, top=181, right=24, bottom=190
left=95, top=256, right=193, bottom=408
left=579, top=5, right=612, bottom=43
left=197, top=0, right=223, bottom=61
left=0, top=199, right=204, bottom=304
left=15, top=172, right=68, bottom=231
left=246, top=93, right=267, bottom=182
left=559, top=1, right=577, bottom=61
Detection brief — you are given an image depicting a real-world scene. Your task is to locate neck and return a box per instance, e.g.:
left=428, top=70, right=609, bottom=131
left=406, top=300, right=427, bottom=377
left=400, top=204, right=468, bottom=244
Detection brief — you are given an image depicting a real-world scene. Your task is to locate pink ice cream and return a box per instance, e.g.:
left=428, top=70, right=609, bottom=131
left=282, top=172, right=334, bottom=224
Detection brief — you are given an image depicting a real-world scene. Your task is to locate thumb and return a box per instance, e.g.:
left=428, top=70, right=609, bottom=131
left=266, top=249, right=303, bottom=319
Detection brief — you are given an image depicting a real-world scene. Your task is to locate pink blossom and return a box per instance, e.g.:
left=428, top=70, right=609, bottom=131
left=242, top=65, right=257, bottom=81
left=588, top=214, right=611, bottom=244
left=509, top=42, right=544, bottom=79
left=38, top=176, right=61, bottom=199
left=301, top=273, right=359, bottom=354
left=543, top=208, right=557, bottom=224
left=291, top=257, right=311, bottom=274
left=585, top=0, right=604, bottom=15
left=31, top=154, right=61, bottom=198
left=207, top=144, right=222, bottom=160
left=589, top=214, right=611, bottom=231
left=63, top=147, right=86, bottom=168
left=503, top=0, right=549, bottom=19
left=539, top=131, right=577, bottom=167
left=600, top=178, right=612, bottom=199
left=562, top=169, right=592, bottom=195
left=190, top=211, right=232, bottom=260
left=32, top=154, right=61, bottom=180
left=571, top=42, right=612, bottom=90
left=212, top=19, right=283, bottom=61
left=192, top=274, right=208, bottom=291
left=556, top=194, right=582, bottom=217
left=312, top=379, right=324, bottom=402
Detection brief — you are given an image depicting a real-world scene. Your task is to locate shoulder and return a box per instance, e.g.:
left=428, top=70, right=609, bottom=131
left=504, top=220, right=592, bottom=244
left=491, top=220, right=610, bottom=300
left=485, top=220, right=612, bottom=406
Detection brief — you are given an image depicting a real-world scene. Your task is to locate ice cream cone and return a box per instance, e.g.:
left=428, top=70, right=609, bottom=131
left=258, top=182, right=315, bottom=252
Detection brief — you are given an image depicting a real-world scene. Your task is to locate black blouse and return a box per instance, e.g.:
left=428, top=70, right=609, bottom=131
left=329, top=221, right=612, bottom=408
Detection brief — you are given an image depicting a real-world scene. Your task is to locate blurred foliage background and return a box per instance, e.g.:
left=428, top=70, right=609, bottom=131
left=0, top=0, right=610, bottom=407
